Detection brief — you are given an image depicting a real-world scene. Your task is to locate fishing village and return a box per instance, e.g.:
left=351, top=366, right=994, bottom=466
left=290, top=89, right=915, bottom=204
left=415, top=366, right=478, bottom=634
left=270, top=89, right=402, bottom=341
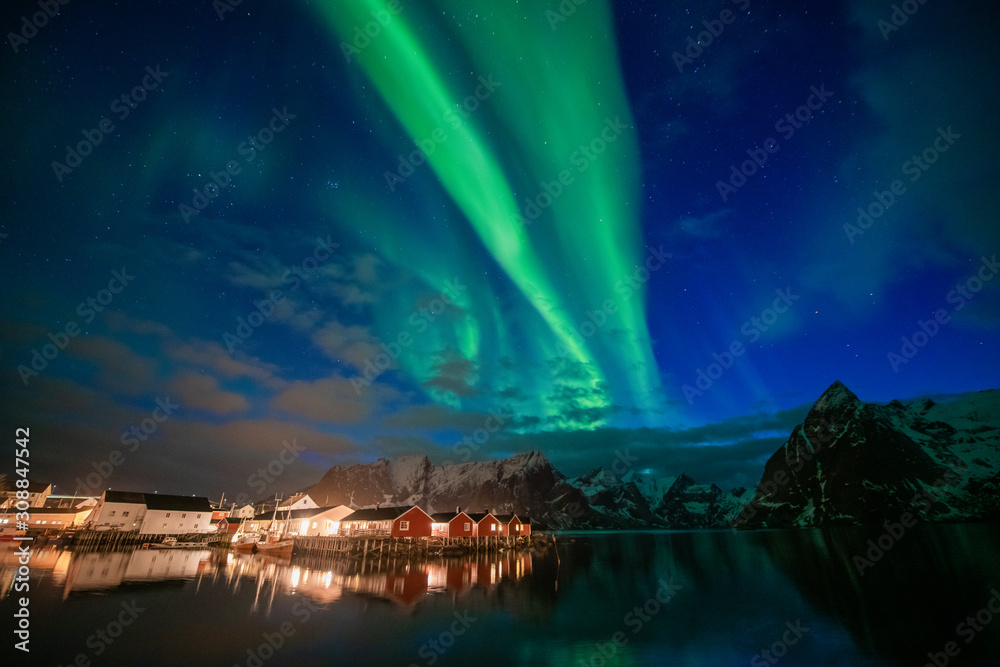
left=1, top=482, right=539, bottom=559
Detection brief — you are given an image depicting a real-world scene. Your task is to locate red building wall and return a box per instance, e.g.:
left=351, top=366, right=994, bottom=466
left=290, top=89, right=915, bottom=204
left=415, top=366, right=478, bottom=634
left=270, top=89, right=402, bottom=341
left=391, top=507, right=432, bottom=537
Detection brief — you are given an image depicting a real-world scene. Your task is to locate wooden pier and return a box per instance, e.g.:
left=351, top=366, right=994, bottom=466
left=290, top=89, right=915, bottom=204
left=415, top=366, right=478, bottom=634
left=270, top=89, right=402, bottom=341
left=292, top=534, right=531, bottom=557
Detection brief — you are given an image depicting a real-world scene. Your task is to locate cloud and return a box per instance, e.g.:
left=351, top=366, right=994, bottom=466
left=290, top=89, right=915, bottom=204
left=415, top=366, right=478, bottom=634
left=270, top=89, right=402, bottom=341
left=164, top=339, right=280, bottom=386
left=69, top=336, right=159, bottom=396
left=382, top=404, right=500, bottom=431
left=104, top=311, right=174, bottom=338
left=310, top=320, right=382, bottom=371
left=168, top=371, right=250, bottom=415
left=271, top=376, right=380, bottom=424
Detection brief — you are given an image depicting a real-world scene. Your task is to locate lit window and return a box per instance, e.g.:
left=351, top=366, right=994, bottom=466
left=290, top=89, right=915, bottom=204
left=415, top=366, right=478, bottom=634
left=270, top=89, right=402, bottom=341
left=399, top=520, right=410, bottom=531
left=491, top=524, right=496, bottom=531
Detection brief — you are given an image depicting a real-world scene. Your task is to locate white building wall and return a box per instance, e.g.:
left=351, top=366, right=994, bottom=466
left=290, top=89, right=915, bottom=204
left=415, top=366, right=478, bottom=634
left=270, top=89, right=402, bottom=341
left=88, top=502, right=147, bottom=531
left=140, top=509, right=210, bottom=534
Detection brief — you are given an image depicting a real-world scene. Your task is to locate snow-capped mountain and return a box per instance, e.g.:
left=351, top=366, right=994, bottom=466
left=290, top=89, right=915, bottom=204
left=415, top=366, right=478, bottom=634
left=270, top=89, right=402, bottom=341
left=304, top=451, right=747, bottom=529
left=731, top=381, right=1000, bottom=528
left=300, top=381, right=998, bottom=530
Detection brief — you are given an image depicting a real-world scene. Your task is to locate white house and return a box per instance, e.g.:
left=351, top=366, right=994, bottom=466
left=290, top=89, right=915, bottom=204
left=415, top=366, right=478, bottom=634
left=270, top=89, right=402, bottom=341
left=139, top=493, right=213, bottom=534
left=230, top=504, right=256, bottom=519
left=85, top=490, right=213, bottom=534
left=1, top=482, right=52, bottom=509
left=86, top=490, right=147, bottom=531
left=278, top=493, right=319, bottom=512
left=292, top=505, right=354, bottom=536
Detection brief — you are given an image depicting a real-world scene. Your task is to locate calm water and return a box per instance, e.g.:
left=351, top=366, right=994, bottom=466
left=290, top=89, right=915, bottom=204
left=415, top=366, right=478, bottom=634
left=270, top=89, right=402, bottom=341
left=3, top=525, right=1000, bottom=666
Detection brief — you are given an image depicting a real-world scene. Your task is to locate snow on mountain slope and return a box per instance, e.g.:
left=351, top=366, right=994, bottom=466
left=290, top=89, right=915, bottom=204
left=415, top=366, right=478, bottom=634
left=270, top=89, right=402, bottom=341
left=732, top=382, right=1000, bottom=528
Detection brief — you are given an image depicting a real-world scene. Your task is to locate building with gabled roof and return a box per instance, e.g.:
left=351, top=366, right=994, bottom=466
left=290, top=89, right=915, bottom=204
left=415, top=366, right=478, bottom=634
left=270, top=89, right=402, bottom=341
left=84, top=490, right=213, bottom=534
left=430, top=510, right=475, bottom=538
left=340, top=505, right=433, bottom=537
left=466, top=512, right=502, bottom=538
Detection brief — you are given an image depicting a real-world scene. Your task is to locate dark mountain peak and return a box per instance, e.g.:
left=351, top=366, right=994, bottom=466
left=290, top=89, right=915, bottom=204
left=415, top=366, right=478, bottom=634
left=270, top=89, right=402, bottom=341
left=667, top=473, right=697, bottom=494
left=815, top=381, right=859, bottom=409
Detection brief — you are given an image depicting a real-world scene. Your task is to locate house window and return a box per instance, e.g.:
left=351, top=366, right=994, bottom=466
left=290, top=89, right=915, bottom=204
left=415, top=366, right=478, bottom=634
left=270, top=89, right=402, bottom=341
left=182, top=514, right=186, bottom=518
left=109, top=511, right=116, bottom=516
left=166, top=513, right=171, bottom=518
left=464, top=522, right=471, bottom=531
left=163, top=523, right=167, bottom=528
left=123, top=511, right=129, bottom=517
left=399, top=521, right=410, bottom=531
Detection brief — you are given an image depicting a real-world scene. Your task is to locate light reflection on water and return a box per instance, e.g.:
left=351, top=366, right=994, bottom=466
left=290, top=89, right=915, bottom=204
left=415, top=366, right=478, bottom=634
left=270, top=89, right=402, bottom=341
left=2, top=525, right=999, bottom=666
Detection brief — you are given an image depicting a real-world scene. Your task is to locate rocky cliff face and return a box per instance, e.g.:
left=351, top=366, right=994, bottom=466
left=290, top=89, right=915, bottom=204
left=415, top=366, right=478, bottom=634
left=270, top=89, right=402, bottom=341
left=731, top=381, right=1000, bottom=528
left=301, top=382, right=999, bottom=530
left=305, top=450, right=748, bottom=529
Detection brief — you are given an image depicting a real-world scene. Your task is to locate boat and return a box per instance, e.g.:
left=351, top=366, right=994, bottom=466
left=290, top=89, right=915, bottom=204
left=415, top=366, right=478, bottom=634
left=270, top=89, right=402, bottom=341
left=231, top=494, right=294, bottom=557
left=150, top=536, right=211, bottom=549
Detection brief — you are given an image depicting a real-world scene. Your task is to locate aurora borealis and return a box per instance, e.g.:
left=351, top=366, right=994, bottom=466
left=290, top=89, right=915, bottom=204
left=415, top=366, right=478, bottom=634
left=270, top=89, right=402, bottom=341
left=1, top=0, right=998, bottom=496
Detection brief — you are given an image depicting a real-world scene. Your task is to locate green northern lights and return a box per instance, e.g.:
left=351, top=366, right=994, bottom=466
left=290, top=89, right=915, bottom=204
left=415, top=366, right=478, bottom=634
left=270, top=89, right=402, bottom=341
left=317, top=0, right=662, bottom=425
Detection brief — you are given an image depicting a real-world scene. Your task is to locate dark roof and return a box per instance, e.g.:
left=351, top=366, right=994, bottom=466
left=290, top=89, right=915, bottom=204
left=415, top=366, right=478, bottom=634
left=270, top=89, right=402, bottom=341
left=342, top=506, right=419, bottom=522
left=494, top=514, right=515, bottom=523
left=143, top=493, right=213, bottom=512
left=466, top=512, right=498, bottom=522
left=104, top=490, right=147, bottom=504
left=430, top=511, right=470, bottom=522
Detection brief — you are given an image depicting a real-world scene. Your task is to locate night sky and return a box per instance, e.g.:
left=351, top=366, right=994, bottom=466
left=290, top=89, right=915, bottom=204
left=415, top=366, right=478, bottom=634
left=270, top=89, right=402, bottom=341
left=2, top=0, right=998, bottom=500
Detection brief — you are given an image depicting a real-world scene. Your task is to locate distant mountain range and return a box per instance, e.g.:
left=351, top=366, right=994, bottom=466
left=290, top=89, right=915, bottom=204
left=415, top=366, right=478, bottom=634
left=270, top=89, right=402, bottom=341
left=301, top=381, right=1000, bottom=529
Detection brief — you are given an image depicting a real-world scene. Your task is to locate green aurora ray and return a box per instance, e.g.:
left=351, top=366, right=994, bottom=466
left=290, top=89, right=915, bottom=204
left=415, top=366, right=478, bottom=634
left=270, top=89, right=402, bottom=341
left=316, top=0, right=663, bottom=426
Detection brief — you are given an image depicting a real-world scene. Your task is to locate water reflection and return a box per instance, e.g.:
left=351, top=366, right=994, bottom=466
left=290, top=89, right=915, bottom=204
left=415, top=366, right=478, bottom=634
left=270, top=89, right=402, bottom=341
left=2, top=525, right=998, bottom=665
left=206, top=548, right=537, bottom=615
